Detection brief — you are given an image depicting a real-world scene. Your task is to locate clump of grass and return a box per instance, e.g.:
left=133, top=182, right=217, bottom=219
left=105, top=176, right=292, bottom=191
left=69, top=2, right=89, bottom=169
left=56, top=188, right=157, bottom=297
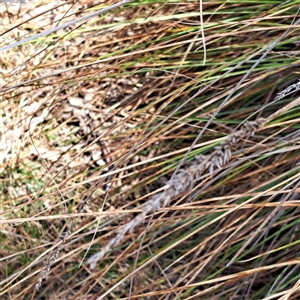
left=1, top=1, right=300, bottom=299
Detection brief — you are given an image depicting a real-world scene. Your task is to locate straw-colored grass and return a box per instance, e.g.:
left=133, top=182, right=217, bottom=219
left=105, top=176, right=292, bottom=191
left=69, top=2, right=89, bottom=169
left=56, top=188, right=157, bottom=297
left=1, top=1, right=300, bottom=299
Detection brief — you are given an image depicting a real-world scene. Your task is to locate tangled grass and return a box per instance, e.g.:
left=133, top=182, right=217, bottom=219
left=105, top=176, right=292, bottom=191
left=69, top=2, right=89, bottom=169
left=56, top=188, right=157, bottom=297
left=1, top=0, right=300, bottom=299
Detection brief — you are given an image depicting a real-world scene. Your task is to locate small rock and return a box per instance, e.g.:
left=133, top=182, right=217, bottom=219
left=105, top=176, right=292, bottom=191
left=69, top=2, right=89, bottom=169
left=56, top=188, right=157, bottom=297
left=69, top=97, right=84, bottom=107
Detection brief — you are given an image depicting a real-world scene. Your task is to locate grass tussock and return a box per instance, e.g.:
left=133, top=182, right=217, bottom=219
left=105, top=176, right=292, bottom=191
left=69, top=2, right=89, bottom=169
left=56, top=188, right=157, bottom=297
left=1, top=0, right=300, bottom=299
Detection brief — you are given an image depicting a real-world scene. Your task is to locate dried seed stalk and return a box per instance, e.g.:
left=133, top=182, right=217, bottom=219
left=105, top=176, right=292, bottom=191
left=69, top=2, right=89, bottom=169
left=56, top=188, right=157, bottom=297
left=87, top=118, right=267, bottom=269
left=35, top=218, right=76, bottom=290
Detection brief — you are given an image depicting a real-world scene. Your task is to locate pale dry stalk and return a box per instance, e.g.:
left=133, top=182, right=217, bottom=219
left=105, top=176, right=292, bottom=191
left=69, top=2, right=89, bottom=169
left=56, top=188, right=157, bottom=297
left=87, top=118, right=267, bottom=269
left=35, top=218, right=76, bottom=290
